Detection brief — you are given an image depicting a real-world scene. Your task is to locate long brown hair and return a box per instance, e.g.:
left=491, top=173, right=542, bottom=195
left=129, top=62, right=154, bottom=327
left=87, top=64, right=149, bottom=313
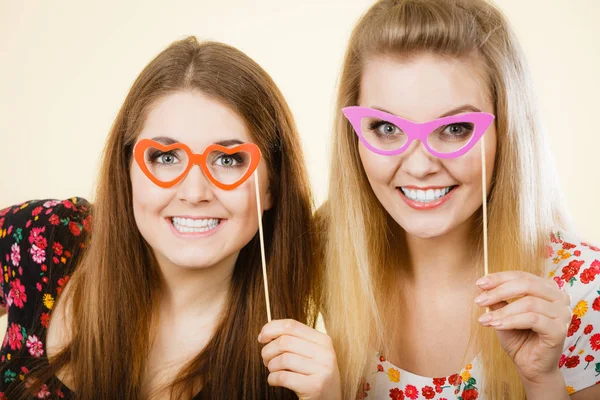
left=320, top=0, right=569, bottom=398
left=7, top=37, right=317, bottom=399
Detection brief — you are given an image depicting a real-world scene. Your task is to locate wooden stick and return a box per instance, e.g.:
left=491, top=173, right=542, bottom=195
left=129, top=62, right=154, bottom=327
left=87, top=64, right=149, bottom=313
left=481, top=135, right=489, bottom=278
left=254, top=170, right=272, bottom=322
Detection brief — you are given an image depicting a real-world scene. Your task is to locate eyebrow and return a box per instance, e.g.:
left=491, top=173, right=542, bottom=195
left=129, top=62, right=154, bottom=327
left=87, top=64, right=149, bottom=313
left=150, top=136, right=245, bottom=147
left=372, top=104, right=482, bottom=118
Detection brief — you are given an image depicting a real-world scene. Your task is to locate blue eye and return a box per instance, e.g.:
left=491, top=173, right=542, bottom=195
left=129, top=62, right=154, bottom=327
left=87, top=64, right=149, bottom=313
left=440, top=123, right=474, bottom=140
left=368, top=120, right=403, bottom=137
left=148, top=151, right=180, bottom=165
left=214, top=153, right=244, bottom=168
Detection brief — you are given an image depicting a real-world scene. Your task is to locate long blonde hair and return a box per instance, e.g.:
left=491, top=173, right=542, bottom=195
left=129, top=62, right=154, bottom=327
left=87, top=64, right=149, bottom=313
left=321, top=0, right=569, bottom=398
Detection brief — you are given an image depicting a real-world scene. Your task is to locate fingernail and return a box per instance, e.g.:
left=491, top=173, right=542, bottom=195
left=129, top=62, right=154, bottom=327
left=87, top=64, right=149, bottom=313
left=476, top=277, right=490, bottom=287
left=474, top=293, right=488, bottom=304
left=490, top=320, right=502, bottom=327
left=478, top=313, right=492, bottom=323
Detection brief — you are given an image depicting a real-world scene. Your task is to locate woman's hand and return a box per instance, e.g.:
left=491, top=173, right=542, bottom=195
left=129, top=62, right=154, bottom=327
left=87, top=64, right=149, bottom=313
left=259, top=319, right=342, bottom=400
left=475, top=271, right=572, bottom=393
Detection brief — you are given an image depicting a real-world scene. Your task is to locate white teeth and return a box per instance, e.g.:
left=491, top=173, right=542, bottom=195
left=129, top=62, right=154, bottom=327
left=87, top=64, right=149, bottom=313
left=399, top=186, right=454, bottom=202
left=171, top=217, right=220, bottom=233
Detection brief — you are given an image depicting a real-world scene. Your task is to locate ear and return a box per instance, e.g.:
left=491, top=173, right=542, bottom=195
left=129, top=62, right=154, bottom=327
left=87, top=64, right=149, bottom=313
left=262, top=185, right=273, bottom=211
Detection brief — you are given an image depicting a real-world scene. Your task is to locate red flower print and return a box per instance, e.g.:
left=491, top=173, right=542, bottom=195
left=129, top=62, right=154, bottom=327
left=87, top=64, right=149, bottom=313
left=68, top=221, right=81, bottom=236
left=591, top=260, right=600, bottom=273
left=590, top=333, right=600, bottom=351
left=40, top=313, right=50, bottom=329
left=57, top=276, right=70, bottom=295
left=31, top=206, right=43, bottom=216
left=404, top=385, right=418, bottom=400
left=563, top=242, right=576, bottom=250
left=433, top=377, right=446, bottom=386
left=61, top=199, right=74, bottom=209
left=593, top=297, right=600, bottom=311
left=448, top=373, right=461, bottom=386
left=83, top=215, right=92, bottom=232
left=380, top=355, right=386, bottom=362
left=574, top=250, right=581, bottom=256
left=377, top=364, right=384, bottom=372
left=9, top=279, right=27, bottom=308
left=565, top=356, right=580, bottom=368
left=569, top=345, right=576, bottom=353
left=462, top=388, right=479, bottom=400
left=568, top=315, right=581, bottom=337
left=389, top=388, right=404, bottom=400
left=580, top=268, right=597, bottom=284
left=422, top=386, right=436, bottom=399
left=561, top=260, right=584, bottom=281
left=52, top=242, right=63, bottom=256
left=586, top=355, right=595, bottom=362
left=49, top=214, right=59, bottom=226
left=559, top=354, right=567, bottom=368
left=585, top=324, right=594, bottom=335
left=8, top=323, right=23, bottom=350
left=28, top=227, right=47, bottom=249
left=590, top=245, right=600, bottom=252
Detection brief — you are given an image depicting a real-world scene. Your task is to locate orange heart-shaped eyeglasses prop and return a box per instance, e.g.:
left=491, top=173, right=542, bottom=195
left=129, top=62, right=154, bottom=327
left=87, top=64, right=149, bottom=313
left=133, top=138, right=273, bottom=321
left=133, top=138, right=262, bottom=190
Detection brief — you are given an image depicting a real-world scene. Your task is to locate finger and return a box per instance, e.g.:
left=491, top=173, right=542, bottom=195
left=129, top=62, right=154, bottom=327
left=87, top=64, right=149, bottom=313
left=474, top=276, right=561, bottom=306
left=267, top=352, right=316, bottom=375
left=491, top=312, right=567, bottom=342
left=259, top=319, right=331, bottom=347
left=261, top=334, right=317, bottom=366
left=479, top=296, right=561, bottom=325
left=477, top=271, right=556, bottom=292
left=267, top=370, right=313, bottom=393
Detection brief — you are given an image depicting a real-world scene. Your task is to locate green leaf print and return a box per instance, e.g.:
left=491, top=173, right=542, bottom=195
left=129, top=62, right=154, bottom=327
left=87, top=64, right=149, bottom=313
left=12, top=227, right=22, bottom=243
left=3, top=369, right=16, bottom=383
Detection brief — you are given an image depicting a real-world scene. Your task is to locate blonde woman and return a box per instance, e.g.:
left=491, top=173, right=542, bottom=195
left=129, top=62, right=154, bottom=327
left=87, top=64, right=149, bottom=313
left=321, top=0, right=600, bottom=399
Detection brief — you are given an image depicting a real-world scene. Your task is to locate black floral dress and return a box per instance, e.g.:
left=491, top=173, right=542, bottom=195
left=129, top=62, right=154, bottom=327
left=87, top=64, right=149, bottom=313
left=0, top=198, right=91, bottom=399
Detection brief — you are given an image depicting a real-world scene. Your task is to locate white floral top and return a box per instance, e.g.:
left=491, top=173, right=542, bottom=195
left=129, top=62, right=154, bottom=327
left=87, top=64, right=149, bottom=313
left=360, top=231, right=600, bottom=399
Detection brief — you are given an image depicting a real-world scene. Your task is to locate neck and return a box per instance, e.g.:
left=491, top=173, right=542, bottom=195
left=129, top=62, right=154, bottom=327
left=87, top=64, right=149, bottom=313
left=154, top=251, right=238, bottom=325
left=404, top=217, right=479, bottom=288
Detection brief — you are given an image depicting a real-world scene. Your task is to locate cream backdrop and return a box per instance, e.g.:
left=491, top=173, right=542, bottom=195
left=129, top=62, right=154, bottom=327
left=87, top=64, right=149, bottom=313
left=0, top=1, right=599, bottom=333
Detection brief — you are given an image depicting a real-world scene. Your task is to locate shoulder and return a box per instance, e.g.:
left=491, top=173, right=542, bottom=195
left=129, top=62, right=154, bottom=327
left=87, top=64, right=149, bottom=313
left=0, top=198, right=92, bottom=305
left=545, top=230, right=599, bottom=291
left=1, top=198, right=91, bottom=234
left=544, top=230, right=600, bottom=393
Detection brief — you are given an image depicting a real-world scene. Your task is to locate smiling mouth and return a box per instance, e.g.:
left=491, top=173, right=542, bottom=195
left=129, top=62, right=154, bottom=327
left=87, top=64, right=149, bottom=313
left=169, top=217, right=222, bottom=233
left=398, top=185, right=458, bottom=203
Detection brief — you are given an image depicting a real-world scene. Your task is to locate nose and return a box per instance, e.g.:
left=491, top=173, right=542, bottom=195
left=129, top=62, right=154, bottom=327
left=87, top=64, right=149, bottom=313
left=399, top=140, right=441, bottom=179
left=177, top=165, right=215, bottom=204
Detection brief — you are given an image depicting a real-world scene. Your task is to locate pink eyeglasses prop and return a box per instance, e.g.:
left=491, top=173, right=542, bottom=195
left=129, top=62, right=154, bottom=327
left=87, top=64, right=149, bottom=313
left=343, top=106, right=496, bottom=281
left=133, top=138, right=273, bottom=322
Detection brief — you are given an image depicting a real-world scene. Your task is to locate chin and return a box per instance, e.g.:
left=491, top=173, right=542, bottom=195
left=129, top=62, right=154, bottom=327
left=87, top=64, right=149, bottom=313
left=162, top=249, right=220, bottom=270
left=397, top=218, right=454, bottom=240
